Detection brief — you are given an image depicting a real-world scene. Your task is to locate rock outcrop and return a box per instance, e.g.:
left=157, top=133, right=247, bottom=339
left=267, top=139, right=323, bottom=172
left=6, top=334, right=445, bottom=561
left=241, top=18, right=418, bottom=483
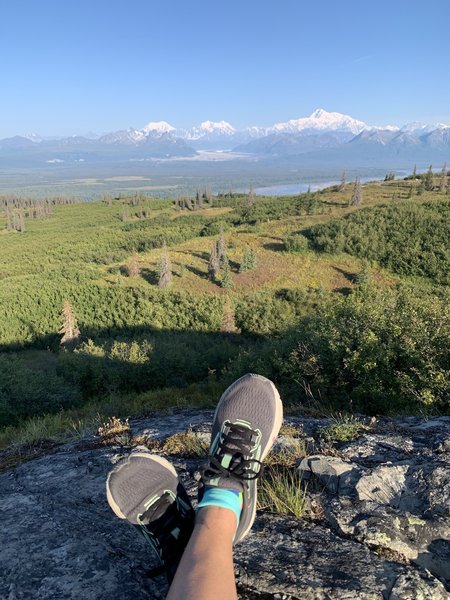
left=1, top=411, right=449, bottom=599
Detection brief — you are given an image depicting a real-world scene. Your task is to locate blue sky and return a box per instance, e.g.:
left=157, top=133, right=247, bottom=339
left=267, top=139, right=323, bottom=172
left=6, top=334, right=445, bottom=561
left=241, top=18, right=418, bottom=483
left=1, top=0, right=450, bottom=137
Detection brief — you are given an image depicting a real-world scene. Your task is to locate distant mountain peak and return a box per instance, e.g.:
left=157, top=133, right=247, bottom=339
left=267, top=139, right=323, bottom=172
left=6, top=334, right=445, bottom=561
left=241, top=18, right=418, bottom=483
left=141, top=121, right=176, bottom=134
left=401, top=121, right=450, bottom=134
left=268, top=109, right=369, bottom=136
left=198, top=120, right=235, bottom=133
left=309, top=108, right=330, bottom=119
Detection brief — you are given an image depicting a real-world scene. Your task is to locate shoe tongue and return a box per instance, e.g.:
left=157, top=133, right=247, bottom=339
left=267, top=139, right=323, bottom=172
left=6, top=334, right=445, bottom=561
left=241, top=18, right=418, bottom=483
left=141, top=493, right=173, bottom=524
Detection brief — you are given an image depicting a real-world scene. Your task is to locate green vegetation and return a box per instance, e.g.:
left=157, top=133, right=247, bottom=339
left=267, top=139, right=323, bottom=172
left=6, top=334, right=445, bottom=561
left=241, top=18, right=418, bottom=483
left=307, top=201, right=450, bottom=283
left=319, top=415, right=366, bottom=443
left=0, top=175, right=449, bottom=454
left=258, top=466, right=307, bottom=517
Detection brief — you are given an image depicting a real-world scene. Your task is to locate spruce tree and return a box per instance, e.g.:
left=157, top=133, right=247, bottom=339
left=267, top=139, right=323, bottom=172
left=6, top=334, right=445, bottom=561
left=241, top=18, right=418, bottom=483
left=239, top=247, right=250, bottom=273
left=60, top=300, right=81, bottom=349
left=338, top=169, right=346, bottom=192
left=247, top=183, right=255, bottom=206
left=158, top=243, right=172, bottom=288
left=127, top=250, right=140, bottom=278
left=239, top=246, right=257, bottom=272
left=208, top=242, right=220, bottom=280
left=220, top=256, right=233, bottom=288
left=350, top=177, right=362, bottom=206
left=218, top=227, right=227, bottom=264
left=248, top=247, right=257, bottom=270
left=121, top=204, right=129, bottom=222
left=440, top=162, right=447, bottom=193
left=424, top=165, right=434, bottom=191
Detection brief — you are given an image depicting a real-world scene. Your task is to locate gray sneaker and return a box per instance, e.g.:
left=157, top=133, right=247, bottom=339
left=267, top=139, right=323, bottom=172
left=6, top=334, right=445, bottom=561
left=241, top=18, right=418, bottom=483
left=199, top=373, right=283, bottom=543
left=106, top=453, right=194, bottom=583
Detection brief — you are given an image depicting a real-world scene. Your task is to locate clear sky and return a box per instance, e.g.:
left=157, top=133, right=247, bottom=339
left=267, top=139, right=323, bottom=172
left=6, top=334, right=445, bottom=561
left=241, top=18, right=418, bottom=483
left=1, top=0, right=450, bottom=137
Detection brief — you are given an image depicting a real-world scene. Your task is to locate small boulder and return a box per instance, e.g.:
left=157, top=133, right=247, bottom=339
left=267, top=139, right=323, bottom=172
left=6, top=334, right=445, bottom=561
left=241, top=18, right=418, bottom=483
left=297, top=455, right=361, bottom=495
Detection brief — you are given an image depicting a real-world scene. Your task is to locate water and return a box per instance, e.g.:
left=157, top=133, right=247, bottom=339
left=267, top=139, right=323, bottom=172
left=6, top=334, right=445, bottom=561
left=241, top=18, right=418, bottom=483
left=254, top=172, right=410, bottom=197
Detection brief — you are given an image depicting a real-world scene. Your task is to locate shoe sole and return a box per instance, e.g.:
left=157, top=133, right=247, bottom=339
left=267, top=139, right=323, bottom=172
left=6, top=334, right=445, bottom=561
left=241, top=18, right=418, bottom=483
left=106, top=453, right=178, bottom=522
left=212, top=374, right=283, bottom=543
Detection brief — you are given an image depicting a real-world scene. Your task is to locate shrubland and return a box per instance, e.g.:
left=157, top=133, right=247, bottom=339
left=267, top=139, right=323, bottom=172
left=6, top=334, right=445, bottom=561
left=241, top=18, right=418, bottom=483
left=0, top=177, right=449, bottom=451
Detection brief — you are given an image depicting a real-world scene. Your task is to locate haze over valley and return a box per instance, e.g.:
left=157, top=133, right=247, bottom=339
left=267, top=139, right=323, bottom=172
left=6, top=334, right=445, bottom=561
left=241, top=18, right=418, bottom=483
left=2, top=109, right=450, bottom=197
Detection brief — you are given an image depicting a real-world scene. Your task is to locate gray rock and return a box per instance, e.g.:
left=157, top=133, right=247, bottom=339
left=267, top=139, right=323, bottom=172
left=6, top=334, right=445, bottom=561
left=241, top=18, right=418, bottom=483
left=1, top=410, right=449, bottom=599
left=355, top=464, right=408, bottom=506
left=297, top=455, right=361, bottom=495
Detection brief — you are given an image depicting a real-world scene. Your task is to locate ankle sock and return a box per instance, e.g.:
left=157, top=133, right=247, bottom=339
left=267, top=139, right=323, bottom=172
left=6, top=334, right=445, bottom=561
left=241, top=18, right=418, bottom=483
left=197, top=486, right=243, bottom=525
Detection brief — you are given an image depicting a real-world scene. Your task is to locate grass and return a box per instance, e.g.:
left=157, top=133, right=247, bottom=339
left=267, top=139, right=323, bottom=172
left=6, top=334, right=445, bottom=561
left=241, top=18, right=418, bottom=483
left=0, top=381, right=218, bottom=470
left=319, top=414, right=366, bottom=443
left=161, top=430, right=208, bottom=457
left=258, top=466, right=307, bottom=518
left=265, top=438, right=306, bottom=468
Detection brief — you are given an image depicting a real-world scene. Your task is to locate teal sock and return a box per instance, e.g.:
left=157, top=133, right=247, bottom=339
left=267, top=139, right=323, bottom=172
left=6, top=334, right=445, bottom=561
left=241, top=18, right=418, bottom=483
left=197, top=486, right=243, bottom=525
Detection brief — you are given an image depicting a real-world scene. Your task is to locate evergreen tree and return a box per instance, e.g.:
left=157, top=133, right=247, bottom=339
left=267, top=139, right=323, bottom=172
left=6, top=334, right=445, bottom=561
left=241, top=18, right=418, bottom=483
left=208, top=242, right=220, bottom=280
left=127, top=250, right=140, bottom=278
left=6, top=208, right=13, bottom=231
left=424, top=165, right=434, bottom=191
left=350, top=177, right=362, bottom=206
left=17, top=210, right=26, bottom=232
left=121, top=204, right=129, bottom=222
left=218, top=227, right=227, bottom=264
left=203, top=187, right=212, bottom=205
left=239, top=246, right=251, bottom=272
left=59, top=300, right=81, bottom=349
left=417, top=180, right=425, bottom=195
left=338, top=170, right=346, bottom=192
left=248, top=247, right=257, bottom=270
left=240, top=246, right=257, bottom=272
left=247, top=183, right=255, bottom=206
left=158, top=243, right=172, bottom=288
left=440, top=162, right=447, bottom=193
left=356, top=264, right=371, bottom=287
left=220, top=256, right=233, bottom=288
left=412, top=164, right=417, bottom=178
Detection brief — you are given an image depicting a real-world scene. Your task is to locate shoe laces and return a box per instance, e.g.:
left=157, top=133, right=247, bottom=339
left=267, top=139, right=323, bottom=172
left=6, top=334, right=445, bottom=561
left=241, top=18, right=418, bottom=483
left=203, top=422, right=264, bottom=482
left=138, top=490, right=193, bottom=582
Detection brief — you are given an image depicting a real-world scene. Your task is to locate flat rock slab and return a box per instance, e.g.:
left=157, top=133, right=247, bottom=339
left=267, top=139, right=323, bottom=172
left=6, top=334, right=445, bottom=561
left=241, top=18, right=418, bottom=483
left=1, top=410, right=449, bottom=599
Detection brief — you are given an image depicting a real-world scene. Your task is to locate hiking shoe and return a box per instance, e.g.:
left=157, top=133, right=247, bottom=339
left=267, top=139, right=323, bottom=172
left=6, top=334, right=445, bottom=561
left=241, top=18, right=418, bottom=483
left=106, top=452, right=194, bottom=583
left=199, top=373, right=283, bottom=543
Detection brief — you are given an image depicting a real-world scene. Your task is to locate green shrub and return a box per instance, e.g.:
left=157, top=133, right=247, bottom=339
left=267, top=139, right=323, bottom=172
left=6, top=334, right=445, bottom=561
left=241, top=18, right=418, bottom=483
left=285, top=233, right=310, bottom=253
left=307, top=201, right=450, bottom=283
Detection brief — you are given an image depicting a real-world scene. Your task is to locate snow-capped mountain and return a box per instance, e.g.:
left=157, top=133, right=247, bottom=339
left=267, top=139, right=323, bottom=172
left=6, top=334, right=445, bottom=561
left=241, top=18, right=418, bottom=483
left=2, top=109, right=450, bottom=165
left=142, top=121, right=176, bottom=136
left=183, top=120, right=236, bottom=140
left=267, top=109, right=369, bottom=136
left=99, top=129, right=145, bottom=145
left=401, top=121, right=450, bottom=135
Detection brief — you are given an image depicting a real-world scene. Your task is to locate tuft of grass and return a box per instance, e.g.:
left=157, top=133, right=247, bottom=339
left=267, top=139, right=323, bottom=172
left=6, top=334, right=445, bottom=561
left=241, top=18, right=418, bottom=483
left=265, top=437, right=306, bottom=468
left=161, top=430, right=208, bottom=458
left=278, top=423, right=302, bottom=438
left=97, top=416, right=132, bottom=446
left=258, top=466, right=307, bottom=518
left=319, top=414, right=365, bottom=443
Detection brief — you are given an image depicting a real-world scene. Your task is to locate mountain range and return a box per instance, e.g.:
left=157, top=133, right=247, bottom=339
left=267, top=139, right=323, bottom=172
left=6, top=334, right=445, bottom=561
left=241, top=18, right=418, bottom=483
left=1, top=109, right=449, bottom=165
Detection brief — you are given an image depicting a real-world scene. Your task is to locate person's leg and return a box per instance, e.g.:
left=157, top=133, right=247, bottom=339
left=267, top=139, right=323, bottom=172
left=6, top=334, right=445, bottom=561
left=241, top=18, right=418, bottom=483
left=105, top=374, right=283, bottom=599
left=168, top=373, right=283, bottom=600
left=167, top=506, right=237, bottom=600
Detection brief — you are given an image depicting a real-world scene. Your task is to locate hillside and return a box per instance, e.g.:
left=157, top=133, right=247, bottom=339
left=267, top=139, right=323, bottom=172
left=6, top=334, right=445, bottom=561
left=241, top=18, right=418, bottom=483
left=0, top=174, right=449, bottom=456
